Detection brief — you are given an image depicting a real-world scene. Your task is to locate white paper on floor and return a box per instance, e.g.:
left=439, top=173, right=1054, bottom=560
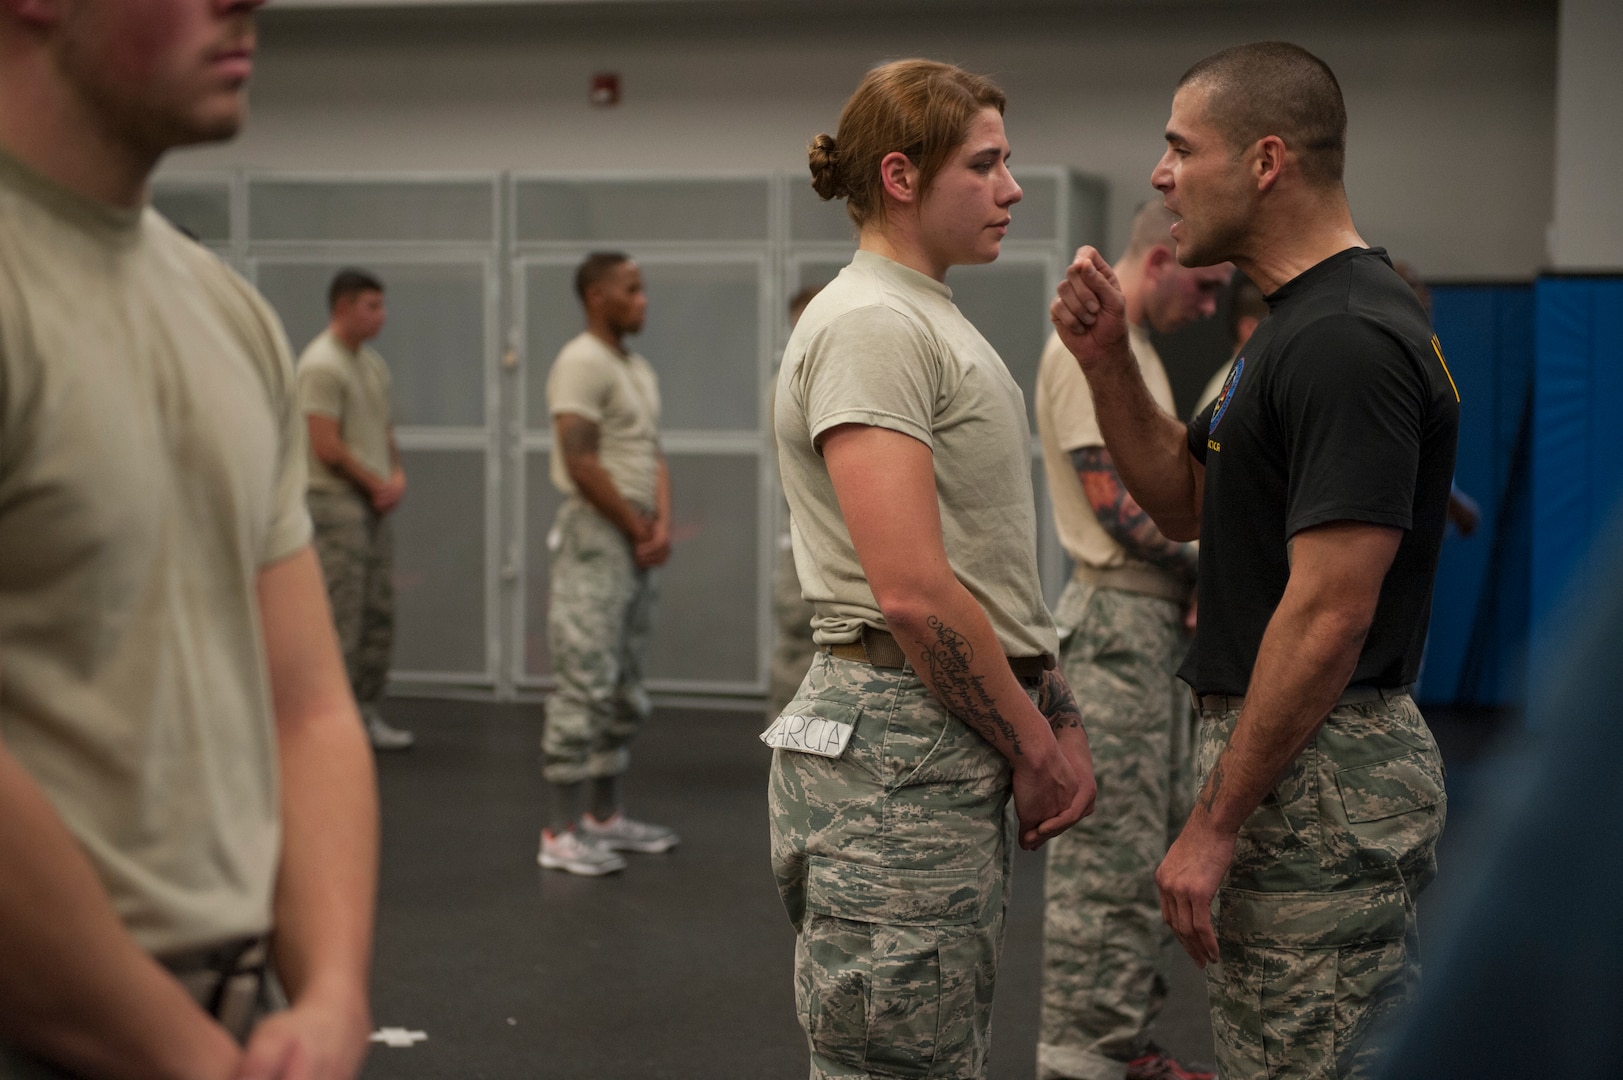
left=370, top=1027, right=428, bottom=1048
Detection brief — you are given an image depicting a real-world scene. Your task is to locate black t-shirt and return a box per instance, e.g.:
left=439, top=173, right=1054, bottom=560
left=1182, top=247, right=1459, bottom=695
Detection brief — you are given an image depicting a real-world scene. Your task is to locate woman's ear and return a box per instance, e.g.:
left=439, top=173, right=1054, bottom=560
left=878, top=150, right=921, bottom=207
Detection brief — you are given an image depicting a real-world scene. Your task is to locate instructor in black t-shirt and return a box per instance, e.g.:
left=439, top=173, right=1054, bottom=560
left=1049, top=42, right=1457, bottom=1080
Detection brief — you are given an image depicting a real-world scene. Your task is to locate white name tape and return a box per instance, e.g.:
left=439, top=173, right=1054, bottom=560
left=760, top=713, right=854, bottom=758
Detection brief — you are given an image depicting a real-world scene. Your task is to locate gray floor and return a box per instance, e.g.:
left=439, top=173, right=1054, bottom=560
left=361, top=700, right=1216, bottom=1079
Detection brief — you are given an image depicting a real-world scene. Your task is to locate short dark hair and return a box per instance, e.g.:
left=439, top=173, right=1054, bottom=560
left=575, top=252, right=632, bottom=302
left=328, top=268, right=383, bottom=310
left=1179, top=41, right=1347, bottom=188
left=1226, top=274, right=1270, bottom=347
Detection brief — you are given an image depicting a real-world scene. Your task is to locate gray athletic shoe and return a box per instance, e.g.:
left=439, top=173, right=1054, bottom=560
left=537, top=828, right=627, bottom=876
left=364, top=708, right=415, bottom=751
left=579, top=811, right=679, bottom=853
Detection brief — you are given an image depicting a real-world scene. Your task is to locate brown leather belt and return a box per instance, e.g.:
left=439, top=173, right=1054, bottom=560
left=825, top=626, right=1053, bottom=681
left=1193, top=684, right=1414, bottom=713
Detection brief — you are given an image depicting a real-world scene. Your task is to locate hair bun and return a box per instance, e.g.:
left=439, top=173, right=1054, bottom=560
left=808, top=133, right=845, bottom=201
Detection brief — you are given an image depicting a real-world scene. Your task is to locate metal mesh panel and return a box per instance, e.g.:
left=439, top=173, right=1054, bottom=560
left=523, top=259, right=762, bottom=432
left=151, top=183, right=232, bottom=244
left=254, top=261, right=488, bottom=428
left=249, top=179, right=495, bottom=243
left=647, top=453, right=760, bottom=684
left=514, top=178, right=770, bottom=243
left=788, top=180, right=855, bottom=243
left=1012, top=172, right=1058, bottom=242
left=392, top=448, right=489, bottom=676
left=522, top=451, right=760, bottom=687
left=946, top=259, right=1053, bottom=425
left=521, top=450, right=567, bottom=678
left=523, top=263, right=586, bottom=430
left=636, top=260, right=761, bottom=431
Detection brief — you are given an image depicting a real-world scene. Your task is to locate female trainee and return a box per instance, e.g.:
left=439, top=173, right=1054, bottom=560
left=767, top=59, right=1098, bottom=1080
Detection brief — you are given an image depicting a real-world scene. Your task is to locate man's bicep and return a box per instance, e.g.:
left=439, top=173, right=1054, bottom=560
left=554, top=413, right=602, bottom=462
left=297, top=366, right=344, bottom=419
left=1286, top=521, right=1403, bottom=615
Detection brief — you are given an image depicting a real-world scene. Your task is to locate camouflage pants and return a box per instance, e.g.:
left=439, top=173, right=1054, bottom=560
left=768, top=530, right=819, bottom=721
left=309, top=489, right=394, bottom=708
left=769, top=651, right=1031, bottom=1080
left=1201, top=693, right=1446, bottom=1080
left=1038, top=582, right=1194, bottom=1080
left=544, top=498, right=657, bottom=784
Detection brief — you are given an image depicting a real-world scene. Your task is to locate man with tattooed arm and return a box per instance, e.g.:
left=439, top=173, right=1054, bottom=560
left=1034, top=200, right=1229, bottom=1080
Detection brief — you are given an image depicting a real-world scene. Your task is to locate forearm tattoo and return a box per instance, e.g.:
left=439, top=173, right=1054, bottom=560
left=1037, top=670, right=1083, bottom=732
left=914, top=617, right=1023, bottom=756
left=1071, top=447, right=1197, bottom=579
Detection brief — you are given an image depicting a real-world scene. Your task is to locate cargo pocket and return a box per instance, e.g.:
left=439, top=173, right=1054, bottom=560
left=1214, top=884, right=1411, bottom=1077
left=798, top=856, right=986, bottom=1079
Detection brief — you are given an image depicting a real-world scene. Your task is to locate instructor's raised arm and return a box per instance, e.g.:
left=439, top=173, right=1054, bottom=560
left=1051, top=246, right=1204, bottom=540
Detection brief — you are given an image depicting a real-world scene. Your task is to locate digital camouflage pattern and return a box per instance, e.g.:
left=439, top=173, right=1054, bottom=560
left=308, top=489, right=394, bottom=709
left=1201, top=693, right=1446, bottom=1080
left=769, top=531, right=819, bottom=722
left=769, top=651, right=1041, bottom=1080
left=545, top=498, right=657, bottom=784
left=1038, top=580, right=1194, bottom=1080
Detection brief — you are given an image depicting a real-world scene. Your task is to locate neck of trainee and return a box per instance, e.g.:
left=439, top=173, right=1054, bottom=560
left=330, top=322, right=368, bottom=354
left=1235, top=189, right=1365, bottom=296
left=586, top=318, right=626, bottom=356
left=0, top=48, right=158, bottom=209
left=858, top=214, right=948, bottom=283
left=1115, top=255, right=1151, bottom=329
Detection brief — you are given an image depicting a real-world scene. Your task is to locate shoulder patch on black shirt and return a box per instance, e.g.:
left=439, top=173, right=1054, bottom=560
left=1209, top=355, right=1245, bottom=434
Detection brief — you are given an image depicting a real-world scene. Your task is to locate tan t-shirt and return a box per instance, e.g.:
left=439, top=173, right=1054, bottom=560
left=297, top=329, right=394, bottom=495
left=547, top=331, right=662, bottom=510
left=776, top=251, right=1057, bottom=658
left=0, top=149, right=311, bottom=955
left=1036, top=324, right=1180, bottom=573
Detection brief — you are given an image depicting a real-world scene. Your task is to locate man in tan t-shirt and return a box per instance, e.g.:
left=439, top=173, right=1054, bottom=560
left=0, top=3, right=377, bottom=1078
left=298, top=269, right=414, bottom=750
left=1035, top=202, right=1230, bottom=1080
left=536, top=252, right=676, bottom=877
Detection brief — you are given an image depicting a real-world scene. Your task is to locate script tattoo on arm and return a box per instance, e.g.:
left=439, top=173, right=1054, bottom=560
left=1072, top=446, right=1198, bottom=579
left=1037, top=670, right=1083, bottom=732
left=914, top=617, right=1023, bottom=757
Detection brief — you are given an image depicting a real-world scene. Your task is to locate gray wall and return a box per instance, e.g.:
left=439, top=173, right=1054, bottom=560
left=165, top=0, right=1559, bottom=280
left=1551, top=0, right=1623, bottom=270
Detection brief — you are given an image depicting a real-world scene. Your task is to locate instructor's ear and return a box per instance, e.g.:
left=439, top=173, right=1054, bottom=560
left=1252, top=135, right=1287, bottom=193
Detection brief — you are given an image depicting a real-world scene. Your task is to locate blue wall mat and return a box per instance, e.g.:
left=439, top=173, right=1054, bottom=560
left=1530, top=277, right=1623, bottom=646
left=1420, top=285, right=1533, bottom=707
